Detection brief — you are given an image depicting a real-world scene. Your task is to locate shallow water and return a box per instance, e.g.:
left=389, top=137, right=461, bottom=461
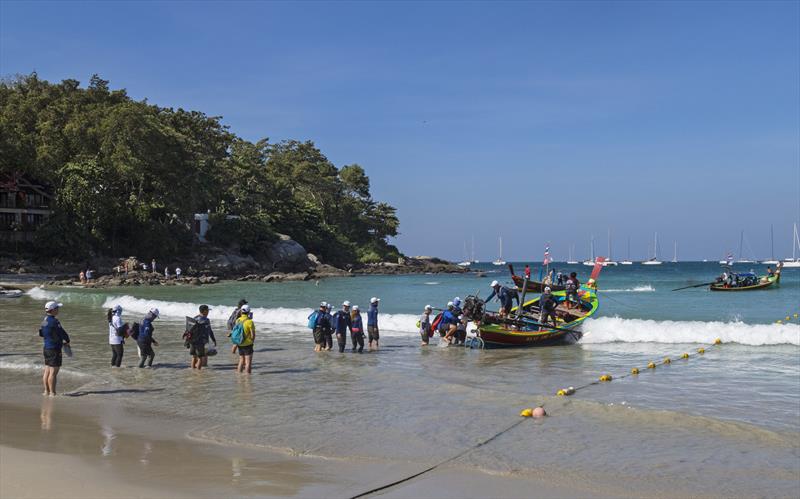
left=1, top=262, right=798, bottom=496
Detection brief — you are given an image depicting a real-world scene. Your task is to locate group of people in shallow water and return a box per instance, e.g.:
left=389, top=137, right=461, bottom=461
left=309, top=297, right=381, bottom=353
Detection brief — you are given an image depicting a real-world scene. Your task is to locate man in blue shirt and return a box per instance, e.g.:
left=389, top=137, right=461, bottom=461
left=485, top=280, right=519, bottom=317
left=332, top=301, right=352, bottom=353
left=367, top=297, right=380, bottom=351
left=39, top=301, right=70, bottom=396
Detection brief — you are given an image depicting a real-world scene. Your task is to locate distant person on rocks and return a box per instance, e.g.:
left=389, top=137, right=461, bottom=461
left=350, top=305, right=365, bottom=353
left=332, top=301, right=352, bottom=353
left=367, top=297, right=380, bottom=350
left=86, top=269, right=94, bottom=282
left=107, top=304, right=127, bottom=367
left=164, top=267, right=170, bottom=280
left=234, top=305, right=255, bottom=374
left=151, top=259, right=157, bottom=274
left=176, top=267, right=182, bottom=278
left=419, top=305, right=432, bottom=346
left=39, top=301, right=70, bottom=396
left=137, top=308, right=160, bottom=368
left=142, top=263, right=148, bottom=272
left=79, top=271, right=86, bottom=284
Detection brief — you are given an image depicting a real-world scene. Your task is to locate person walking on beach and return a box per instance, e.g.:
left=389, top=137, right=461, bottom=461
left=137, top=308, right=160, bottom=368
left=191, top=305, right=216, bottom=369
left=332, top=301, right=352, bottom=353
left=107, top=304, right=127, bottom=367
left=39, top=301, right=70, bottom=396
left=350, top=305, right=365, bottom=353
left=311, top=302, right=328, bottom=352
left=419, top=305, right=433, bottom=346
left=367, top=297, right=380, bottom=350
left=234, top=305, right=255, bottom=374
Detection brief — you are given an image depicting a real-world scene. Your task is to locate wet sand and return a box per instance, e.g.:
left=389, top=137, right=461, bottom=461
left=0, top=395, right=605, bottom=499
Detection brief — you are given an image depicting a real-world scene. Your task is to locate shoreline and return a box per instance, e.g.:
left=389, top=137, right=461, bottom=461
left=0, top=394, right=607, bottom=499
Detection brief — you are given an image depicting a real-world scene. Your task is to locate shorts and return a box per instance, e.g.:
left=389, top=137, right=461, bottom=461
left=43, top=348, right=62, bottom=367
left=238, top=344, right=254, bottom=356
left=189, top=343, right=206, bottom=357
left=368, top=325, right=379, bottom=342
left=313, top=327, right=324, bottom=344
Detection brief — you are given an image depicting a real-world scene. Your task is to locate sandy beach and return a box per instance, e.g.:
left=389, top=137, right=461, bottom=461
left=0, top=395, right=612, bottom=499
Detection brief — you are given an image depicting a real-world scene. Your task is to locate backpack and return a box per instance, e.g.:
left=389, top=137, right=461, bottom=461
left=226, top=308, right=240, bottom=331
left=308, top=311, right=319, bottom=330
left=230, top=321, right=245, bottom=345
left=130, top=322, right=140, bottom=340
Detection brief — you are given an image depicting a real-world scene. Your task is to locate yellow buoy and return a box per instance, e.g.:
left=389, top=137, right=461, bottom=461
left=556, top=389, right=566, bottom=396
left=599, top=374, right=612, bottom=382
left=647, top=362, right=656, bottom=369
left=663, top=357, right=671, bottom=365
left=631, top=367, right=640, bottom=375
left=697, top=348, right=705, bottom=354
left=786, top=316, right=791, bottom=321
left=794, top=313, right=798, bottom=318
left=520, top=408, right=533, bottom=417
left=714, top=338, right=722, bottom=345
left=681, top=353, right=689, bottom=359
left=776, top=320, right=782, bottom=324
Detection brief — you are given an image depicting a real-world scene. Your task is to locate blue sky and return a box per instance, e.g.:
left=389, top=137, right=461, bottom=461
left=2, top=1, right=798, bottom=261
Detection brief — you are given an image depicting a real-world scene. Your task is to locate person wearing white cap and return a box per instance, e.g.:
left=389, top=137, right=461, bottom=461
left=137, top=308, right=160, bottom=368
left=310, top=302, right=329, bottom=352
left=367, top=297, right=380, bottom=350
left=539, top=286, right=558, bottom=330
left=107, top=304, right=127, bottom=367
left=486, top=280, right=519, bottom=317
left=331, top=301, right=352, bottom=353
left=39, top=301, right=70, bottom=395
left=233, top=304, right=255, bottom=373
left=419, top=305, right=433, bottom=346
left=350, top=305, right=365, bottom=353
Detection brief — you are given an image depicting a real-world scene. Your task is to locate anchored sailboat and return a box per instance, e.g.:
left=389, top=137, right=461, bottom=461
left=641, top=232, right=663, bottom=265
left=604, top=229, right=618, bottom=266
left=457, top=241, right=471, bottom=267
left=492, top=236, right=506, bottom=266
left=761, top=225, right=779, bottom=265
left=582, top=236, right=596, bottom=266
left=735, top=230, right=755, bottom=263
left=783, top=223, right=800, bottom=268
left=621, top=236, right=633, bottom=265
left=567, top=244, right=578, bottom=264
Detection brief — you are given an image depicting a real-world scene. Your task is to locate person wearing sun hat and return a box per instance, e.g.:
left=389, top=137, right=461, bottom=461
left=367, top=297, right=380, bottom=351
left=332, top=301, right=352, bottom=353
left=39, top=301, right=70, bottom=396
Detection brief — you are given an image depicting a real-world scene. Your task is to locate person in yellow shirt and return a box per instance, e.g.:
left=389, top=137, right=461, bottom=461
left=235, top=305, right=255, bottom=374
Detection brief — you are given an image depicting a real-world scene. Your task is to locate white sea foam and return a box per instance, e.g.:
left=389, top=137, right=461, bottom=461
left=582, top=317, right=800, bottom=346
left=0, top=360, right=92, bottom=378
left=26, top=286, right=63, bottom=300
left=601, top=285, right=655, bottom=293
left=101, top=295, right=422, bottom=337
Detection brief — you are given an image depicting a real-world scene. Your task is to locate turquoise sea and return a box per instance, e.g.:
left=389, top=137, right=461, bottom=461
left=1, top=262, right=798, bottom=496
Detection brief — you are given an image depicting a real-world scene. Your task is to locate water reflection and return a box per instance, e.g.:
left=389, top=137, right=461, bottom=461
left=40, top=396, right=53, bottom=430
left=101, top=424, right=115, bottom=456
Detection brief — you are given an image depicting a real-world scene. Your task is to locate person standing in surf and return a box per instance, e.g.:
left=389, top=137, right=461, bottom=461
left=311, top=302, right=328, bottom=352
left=332, top=301, right=352, bottom=353
left=137, top=308, right=159, bottom=368
left=39, top=301, right=70, bottom=396
left=107, top=304, right=126, bottom=367
left=234, top=305, right=255, bottom=374
left=350, top=305, right=365, bottom=353
left=367, top=297, right=380, bottom=350
left=419, top=305, right=433, bottom=346
left=227, top=299, right=248, bottom=353
left=324, top=303, right=334, bottom=351
left=190, top=305, right=216, bottom=369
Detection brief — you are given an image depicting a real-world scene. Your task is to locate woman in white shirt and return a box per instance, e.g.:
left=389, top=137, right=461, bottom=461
left=107, top=305, right=126, bottom=367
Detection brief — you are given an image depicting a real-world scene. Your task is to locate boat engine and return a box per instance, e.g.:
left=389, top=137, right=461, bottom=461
left=462, top=295, right=485, bottom=321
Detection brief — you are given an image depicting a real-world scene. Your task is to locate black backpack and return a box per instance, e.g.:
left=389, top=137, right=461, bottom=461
left=130, top=322, right=140, bottom=340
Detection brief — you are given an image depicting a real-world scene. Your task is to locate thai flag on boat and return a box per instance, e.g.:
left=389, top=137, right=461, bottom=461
left=726, top=252, right=734, bottom=265
left=543, top=244, right=552, bottom=266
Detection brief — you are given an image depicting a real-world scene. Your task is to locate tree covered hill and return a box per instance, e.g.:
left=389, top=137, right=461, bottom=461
left=0, top=73, right=401, bottom=266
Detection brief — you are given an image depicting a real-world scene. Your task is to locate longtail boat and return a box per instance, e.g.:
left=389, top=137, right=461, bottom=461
left=463, top=258, right=605, bottom=348
left=710, top=262, right=782, bottom=292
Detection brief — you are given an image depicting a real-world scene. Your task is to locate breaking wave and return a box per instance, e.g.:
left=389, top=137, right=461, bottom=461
left=582, top=317, right=800, bottom=346
left=601, top=285, right=655, bottom=293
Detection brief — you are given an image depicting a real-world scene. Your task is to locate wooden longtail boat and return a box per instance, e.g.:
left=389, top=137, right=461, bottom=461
left=710, top=263, right=782, bottom=292
left=466, top=258, right=605, bottom=348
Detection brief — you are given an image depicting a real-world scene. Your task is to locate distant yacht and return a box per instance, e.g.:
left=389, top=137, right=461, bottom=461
left=582, top=236, right=596, bottom=266
left=457, top=241, right=471, bottom=267
left=783, top=223, right=800, bottom=268
left=761, top=225, right=779, bottom=265
left=671, top=241, right=678, bottom=263
left=492, top=236, right=506, bottom=266
left=603, top=229, right=619, bottom=266
left=620, top=236, right=633, bottom=265
left=470, top=236, right=479, bottom=264
left=641, top=232, right=663, bottom=265
left=566, top=244, right=578, bottom=264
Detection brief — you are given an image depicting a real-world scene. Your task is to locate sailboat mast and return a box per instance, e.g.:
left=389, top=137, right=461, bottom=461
left=738, top=230, right=744, bottom=260
left=770, top=225, right=774, bottom=260
left=608, top=228, right=612, bottom=261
